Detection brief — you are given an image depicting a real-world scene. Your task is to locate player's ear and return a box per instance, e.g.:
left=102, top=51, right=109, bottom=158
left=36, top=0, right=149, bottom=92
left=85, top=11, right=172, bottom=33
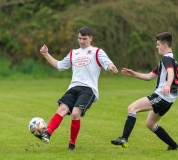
left=164, top=43, right=168, bottom=49
left=90, top=36, right=93, bottom=42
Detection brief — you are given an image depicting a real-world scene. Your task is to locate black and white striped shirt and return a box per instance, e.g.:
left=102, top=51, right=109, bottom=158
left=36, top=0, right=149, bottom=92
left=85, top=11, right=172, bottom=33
left=152, top=52, right=178, bottom=102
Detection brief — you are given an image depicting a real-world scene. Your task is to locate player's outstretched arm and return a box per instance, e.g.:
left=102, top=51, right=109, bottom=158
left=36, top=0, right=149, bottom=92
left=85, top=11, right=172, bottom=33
left=121, top=68, right=156, bottom=81
left=108, top=63, right=118, bottom=73
left=40, top=44, right=58, bottom=69
left=121, top=68, right=134, bottom=76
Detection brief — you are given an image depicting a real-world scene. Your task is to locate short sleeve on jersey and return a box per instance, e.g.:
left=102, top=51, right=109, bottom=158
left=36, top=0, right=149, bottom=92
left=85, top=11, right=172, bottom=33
left=152, top=67, right=158, bottom=75
left=162, top=56, right=174, bottom=70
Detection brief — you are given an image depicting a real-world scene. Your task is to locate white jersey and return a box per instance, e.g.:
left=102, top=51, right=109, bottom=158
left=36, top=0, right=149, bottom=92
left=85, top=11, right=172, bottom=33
left=57, top=46, right=113, bottom=102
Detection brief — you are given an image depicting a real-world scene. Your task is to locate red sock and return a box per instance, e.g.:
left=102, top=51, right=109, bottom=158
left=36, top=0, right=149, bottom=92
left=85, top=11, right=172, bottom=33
left=70, top=119, right=80, bottom=145
left=46, top=113, right=63, bottom=135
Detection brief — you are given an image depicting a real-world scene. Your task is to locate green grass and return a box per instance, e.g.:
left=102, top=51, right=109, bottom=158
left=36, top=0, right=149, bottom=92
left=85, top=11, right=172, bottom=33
left=1, top=76, right=178, bottom=160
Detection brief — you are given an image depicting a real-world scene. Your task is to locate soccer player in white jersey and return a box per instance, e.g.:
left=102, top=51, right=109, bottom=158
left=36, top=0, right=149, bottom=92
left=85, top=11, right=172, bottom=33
left=38, top=26, right=118, bottom=150
left=111, top=32, right=178, bottom=150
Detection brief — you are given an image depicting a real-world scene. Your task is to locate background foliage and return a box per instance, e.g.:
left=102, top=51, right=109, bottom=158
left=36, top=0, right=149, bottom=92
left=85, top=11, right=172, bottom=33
left=0, top=0, right=178, bottom=78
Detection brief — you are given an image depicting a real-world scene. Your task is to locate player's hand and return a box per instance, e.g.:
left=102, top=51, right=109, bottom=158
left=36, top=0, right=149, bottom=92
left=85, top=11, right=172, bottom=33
left=108, top=64, right=118, bottom=73
left=161, top=85, right=170, bottom=96
left=121, top=68, right=134, bottom=76
left=40, top=44, right=48, bottom=56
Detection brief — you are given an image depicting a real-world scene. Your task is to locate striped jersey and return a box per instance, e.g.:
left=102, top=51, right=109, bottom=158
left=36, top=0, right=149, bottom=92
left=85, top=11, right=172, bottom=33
left=152, top=52, right=178, bottom=102
left=57, top=46, right=113, bottom=102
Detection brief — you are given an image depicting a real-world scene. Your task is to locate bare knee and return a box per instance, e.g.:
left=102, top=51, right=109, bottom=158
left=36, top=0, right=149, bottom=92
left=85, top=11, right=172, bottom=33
left=56, top=104, right=69, bottom=117
left=71, top=108, right=83, bottom=120
left=71, top=112, right=80, bottom=120
left=146, top=122, right=152, bottom=130
left=146, top=120, right=156, bottom=130
left=127, top=105, right=136, bottom=114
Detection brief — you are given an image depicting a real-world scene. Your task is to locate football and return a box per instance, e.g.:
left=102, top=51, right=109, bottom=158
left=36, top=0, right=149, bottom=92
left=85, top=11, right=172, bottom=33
left=29, top=117, right=46, bottom=136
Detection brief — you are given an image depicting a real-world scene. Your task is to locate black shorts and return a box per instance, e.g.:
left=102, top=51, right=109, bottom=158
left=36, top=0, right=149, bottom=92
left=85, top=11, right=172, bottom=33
left=57, top=86, right=95, bottom=117
left=147, top=93, right=173, bottom=116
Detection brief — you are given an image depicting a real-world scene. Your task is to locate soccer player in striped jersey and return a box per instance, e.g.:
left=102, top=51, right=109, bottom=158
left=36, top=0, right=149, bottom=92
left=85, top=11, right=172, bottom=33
left=38, top=26, right=118, bottom=150
left=111, top=32, right=178, bottom=150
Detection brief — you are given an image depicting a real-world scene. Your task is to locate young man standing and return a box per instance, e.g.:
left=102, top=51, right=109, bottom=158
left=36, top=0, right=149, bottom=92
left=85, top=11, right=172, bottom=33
left=38, top=26, right=118, bottom=150
left=111, top=32, right=178, bottom=150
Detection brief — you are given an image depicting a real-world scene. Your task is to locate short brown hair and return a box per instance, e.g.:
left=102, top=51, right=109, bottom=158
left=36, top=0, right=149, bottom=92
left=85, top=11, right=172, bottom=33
left=155, top=32, right=173, bottom=47
left=78, top=26, right=92, bottom=36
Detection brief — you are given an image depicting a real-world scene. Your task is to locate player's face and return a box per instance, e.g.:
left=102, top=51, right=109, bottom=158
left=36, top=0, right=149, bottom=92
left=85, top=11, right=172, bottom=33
left=156, top=40, right=166, bottom=55
left=78, top=33, right=92, bottom=48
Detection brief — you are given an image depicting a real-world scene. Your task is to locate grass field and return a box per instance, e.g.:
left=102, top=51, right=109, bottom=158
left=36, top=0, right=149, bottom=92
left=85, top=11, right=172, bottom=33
left=1, top=76, right=178, bottom=160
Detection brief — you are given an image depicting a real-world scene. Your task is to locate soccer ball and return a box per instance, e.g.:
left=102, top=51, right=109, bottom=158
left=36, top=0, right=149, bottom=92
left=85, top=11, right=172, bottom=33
left=29, top=117, right=46, bottom=136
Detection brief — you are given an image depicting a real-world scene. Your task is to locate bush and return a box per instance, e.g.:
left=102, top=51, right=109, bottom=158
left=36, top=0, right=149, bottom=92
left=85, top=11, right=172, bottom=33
left=1, top=0, right=178, bottom=73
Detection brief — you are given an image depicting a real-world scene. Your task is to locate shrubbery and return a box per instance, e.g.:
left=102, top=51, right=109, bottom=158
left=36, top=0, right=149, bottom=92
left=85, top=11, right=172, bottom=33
left=0, top=57, right=72, bottom=79
left=1, top=0, right=178, bottom=78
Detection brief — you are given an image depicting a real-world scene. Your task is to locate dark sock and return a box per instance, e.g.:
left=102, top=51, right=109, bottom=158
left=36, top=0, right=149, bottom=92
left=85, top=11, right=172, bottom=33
left=153, top=125, right=177, bottom=147
left=122, top=113, right=136, bottom=140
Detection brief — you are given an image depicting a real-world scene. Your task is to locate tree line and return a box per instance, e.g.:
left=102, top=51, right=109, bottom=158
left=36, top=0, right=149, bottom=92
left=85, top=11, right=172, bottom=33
left=0, top=0, right=178, bottom=73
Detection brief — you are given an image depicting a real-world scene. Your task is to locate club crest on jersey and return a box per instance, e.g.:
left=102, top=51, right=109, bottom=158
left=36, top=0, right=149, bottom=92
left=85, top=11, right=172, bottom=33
left=75, top=52, right=79, bottom=55
left=74, top=56, right=91, bottom=67
left=87, top=50, right=92, bottom=54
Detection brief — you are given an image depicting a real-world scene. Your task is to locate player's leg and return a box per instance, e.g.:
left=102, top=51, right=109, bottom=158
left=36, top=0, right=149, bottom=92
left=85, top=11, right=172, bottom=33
left=41, top=104, right=69, bottom=142
left=40, top=88, right=77, bottom=143
left=68, top=107, right=82, bottom=150
left=68, top=86, right=95, bottom=150
left=111, top=97, right=152, bottom=147
left=146, top=107, right=177, bottom=150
